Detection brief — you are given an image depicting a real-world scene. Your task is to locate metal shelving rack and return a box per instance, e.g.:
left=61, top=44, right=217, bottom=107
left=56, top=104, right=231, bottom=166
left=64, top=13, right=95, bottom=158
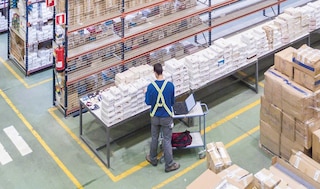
left=0, top=0, right=8, bottom=33
left=8, top=0, right=53, bottom=76
left=53, top=0, right=286, bottom=116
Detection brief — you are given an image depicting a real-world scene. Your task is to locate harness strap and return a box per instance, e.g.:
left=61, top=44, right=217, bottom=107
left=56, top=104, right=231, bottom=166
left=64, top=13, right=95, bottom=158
left=150, top=80, right=173, bottom=117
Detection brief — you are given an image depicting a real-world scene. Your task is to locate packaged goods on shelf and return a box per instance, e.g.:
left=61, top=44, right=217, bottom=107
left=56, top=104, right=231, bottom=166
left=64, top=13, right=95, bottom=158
left=252, top=27, right=269, bottom=56
left=289, top=7, right=310, bottom=33
left=277, top=13, right=297, bottom=41
left=283, top=9, right=304, bottom=38
left=0, top=14, right=7, bottom=31
left=230, top=37, right=248, bottom=67
left=261, top=22, right=283, bottom=50
left=273, top=17, right=291, bottom=44
left=306, top=1, right=320, bottom=29
left=240, top=31, right=258, bottom=59
left=164, top=58, right=189, bottom=96
left=274, top=46, right=296, bottom=78
left=208, top=45, right=225, bottom=69
left=213, top=38, right=232, bottom=63
left=101, top=91, right=115, bottom=107
left=115, top=70, right=135, bottom=86
left=300, top=6, right=317, bottom=31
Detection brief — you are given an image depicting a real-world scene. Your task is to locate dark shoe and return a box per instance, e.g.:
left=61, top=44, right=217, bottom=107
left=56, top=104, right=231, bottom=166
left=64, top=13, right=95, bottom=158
left=165, top=162, right=180, bottom=172
left=146, top=155, right=158, bottom=166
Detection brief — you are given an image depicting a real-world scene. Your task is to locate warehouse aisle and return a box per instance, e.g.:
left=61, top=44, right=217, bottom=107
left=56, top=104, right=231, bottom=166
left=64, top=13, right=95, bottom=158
left=0, top=0, right=318, bottom=187
left=0, top=30, right=273, bottom=188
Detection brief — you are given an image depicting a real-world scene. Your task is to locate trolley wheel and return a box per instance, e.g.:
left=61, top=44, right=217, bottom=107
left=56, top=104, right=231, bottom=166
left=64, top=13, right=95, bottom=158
left=198, top=150, right=206, bottom=159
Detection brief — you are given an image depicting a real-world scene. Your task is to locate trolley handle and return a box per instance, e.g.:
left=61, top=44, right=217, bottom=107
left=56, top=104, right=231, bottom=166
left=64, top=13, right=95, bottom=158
left=200, top=103, right=209, bottom=115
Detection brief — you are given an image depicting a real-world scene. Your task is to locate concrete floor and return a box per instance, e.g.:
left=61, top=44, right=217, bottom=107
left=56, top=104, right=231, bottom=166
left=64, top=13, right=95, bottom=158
left=0, top=30, right=271, bottom=189
left=0, top=0, right=319, bottom=188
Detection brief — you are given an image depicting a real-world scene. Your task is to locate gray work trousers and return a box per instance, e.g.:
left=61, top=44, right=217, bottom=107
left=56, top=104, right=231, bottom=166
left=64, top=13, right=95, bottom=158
left=150, top=116, right=174, bottom=169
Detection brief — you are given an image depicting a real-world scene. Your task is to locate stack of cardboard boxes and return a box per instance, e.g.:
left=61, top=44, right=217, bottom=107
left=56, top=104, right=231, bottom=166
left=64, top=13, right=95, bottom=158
left=188, top=141, right=320, bottom=188
left=187, top=141, right=255, bottom=189
left=260, top=44, right=320, bottom=162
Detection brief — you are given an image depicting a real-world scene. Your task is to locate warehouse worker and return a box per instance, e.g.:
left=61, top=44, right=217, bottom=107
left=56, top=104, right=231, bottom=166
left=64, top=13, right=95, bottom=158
left=145, top=63, right=180, bottom=173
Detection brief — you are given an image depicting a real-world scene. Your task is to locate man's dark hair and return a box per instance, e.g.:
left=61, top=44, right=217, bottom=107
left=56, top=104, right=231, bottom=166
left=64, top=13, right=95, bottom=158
left=154, top=63, right=163, bottom=75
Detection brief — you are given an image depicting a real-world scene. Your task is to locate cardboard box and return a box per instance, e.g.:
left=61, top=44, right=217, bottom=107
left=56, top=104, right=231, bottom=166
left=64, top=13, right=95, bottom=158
left=274, top=46, right=296, bottom=78
left=289, top=153, right=320, bottom=183
left=292, top=44, right=320, bottom=76
left=314, top=90, right=320, bottom=118
left=215, top=142, right=232, bottom=168
left=280, top=134, right=293, bottom=161
left=264, top=68, right=288, bottom=109
left=269, top=165, right=307, bottom=189
left=186, top=169, right=224, bottom=189
left=292, top=150, right=320, bottom=169
left=260, top=95, right=282, bottom=133
left=271, top=156, right=320, bottom=189
left=218, top=164, right=254, bottom=189
left=206, top=142, right=224, bottom=173
left=312, top=129, right=320, bottom=163
left=293, top=67, right=320, bottom=91
left=281, top=112, right=295, bottom=141
left=281, top=79, right=314, bottom=122
left=254, top=168, right=281, bottom=189
left=260, top=120, right=280, bottom=155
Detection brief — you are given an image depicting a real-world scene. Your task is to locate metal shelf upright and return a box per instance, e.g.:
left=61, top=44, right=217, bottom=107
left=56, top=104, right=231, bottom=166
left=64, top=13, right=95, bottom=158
left=8, top=0, right=53, bottom=76
left=53, top=0, right=289, bottom=116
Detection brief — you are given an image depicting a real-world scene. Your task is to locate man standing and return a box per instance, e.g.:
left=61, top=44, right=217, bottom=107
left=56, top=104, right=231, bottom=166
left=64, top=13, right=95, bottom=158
left=145, top=63, right=180, bottom=172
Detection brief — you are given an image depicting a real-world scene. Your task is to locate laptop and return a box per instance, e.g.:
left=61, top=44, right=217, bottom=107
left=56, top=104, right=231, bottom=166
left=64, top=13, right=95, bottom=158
left=173, top=93, right=196, bottom=115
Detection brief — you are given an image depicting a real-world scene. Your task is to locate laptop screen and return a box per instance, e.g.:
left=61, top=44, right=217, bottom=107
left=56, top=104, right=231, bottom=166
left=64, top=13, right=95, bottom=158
left=185, top=93, right=196, bottom=112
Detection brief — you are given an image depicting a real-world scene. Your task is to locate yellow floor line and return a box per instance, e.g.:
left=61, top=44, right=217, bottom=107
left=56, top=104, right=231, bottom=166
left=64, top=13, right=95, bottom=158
left=152, top=125, right=260, bottom=189
left=0, top=57, right=52, bottom=88
left=48, top=107, right=148, bottom=182
left=49, top=97, right=261, bottom=183
left=0, top=90, right=83, bottom=189
left=203, top=99, right=260, bottom=134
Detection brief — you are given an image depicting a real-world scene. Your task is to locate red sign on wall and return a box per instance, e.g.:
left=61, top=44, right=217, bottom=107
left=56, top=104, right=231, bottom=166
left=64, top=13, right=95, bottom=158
left=55, top=13, right=66, bottom=25
left=46, top=0, right=55, bottom=7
